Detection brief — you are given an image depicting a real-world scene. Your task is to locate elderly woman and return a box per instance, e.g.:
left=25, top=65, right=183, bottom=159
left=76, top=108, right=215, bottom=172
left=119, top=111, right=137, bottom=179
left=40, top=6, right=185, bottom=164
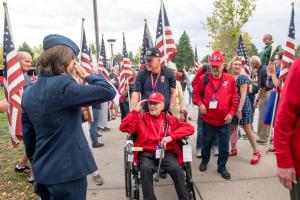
left=167, top=62, right=186, bottom=121
left=21, top=34, right=116, bottom=199
left=228, top=56, right=261, bottom=165
left=119, top=92, right=194, bottom=200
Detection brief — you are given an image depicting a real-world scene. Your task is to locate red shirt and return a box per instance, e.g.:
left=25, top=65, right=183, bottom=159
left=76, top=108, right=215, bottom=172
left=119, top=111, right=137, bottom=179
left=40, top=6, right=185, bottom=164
left=274, top=58, right=300, bottom=176
left=192, top=72, right=238, bottom=126
left=119, top=110, right=194, bottom=164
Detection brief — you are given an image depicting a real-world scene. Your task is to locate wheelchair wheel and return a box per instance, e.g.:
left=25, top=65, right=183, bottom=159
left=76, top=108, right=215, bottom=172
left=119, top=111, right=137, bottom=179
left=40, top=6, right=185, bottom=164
left=184, top=162, right=196, bottom=200
left=124, top=147, right=131, bottom=197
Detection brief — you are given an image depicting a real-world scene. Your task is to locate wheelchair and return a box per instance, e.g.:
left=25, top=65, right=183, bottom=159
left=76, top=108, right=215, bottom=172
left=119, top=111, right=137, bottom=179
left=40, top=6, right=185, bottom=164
left=124, top=135, right=197, bottom=200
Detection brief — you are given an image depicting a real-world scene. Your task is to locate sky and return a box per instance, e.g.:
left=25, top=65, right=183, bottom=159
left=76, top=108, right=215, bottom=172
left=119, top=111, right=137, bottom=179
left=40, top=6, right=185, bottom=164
left=1, top=0, right=299, bottom=60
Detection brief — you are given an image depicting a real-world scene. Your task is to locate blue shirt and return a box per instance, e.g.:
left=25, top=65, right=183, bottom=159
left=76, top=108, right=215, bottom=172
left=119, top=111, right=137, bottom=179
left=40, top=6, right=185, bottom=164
left=134, top=67, right=176, bottom=111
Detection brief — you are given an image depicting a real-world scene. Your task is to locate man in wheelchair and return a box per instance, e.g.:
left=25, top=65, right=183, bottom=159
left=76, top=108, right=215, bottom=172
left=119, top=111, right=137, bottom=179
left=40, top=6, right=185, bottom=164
left=119, top=92, right=194, bottom=200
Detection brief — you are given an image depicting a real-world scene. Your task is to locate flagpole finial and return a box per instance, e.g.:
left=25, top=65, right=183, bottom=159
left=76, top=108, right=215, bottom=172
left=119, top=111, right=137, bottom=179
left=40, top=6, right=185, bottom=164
left=291, top=0, right=295, bottom=5
left=82, top=18, right=85, bottom=22
left=3, top=1, right=7, bottom=6
left=144, top=18, right=147, bottom=22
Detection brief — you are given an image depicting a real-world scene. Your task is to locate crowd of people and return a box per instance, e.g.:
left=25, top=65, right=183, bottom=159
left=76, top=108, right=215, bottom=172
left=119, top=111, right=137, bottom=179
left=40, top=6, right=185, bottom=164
left=0, top=33, right=299, bottom=200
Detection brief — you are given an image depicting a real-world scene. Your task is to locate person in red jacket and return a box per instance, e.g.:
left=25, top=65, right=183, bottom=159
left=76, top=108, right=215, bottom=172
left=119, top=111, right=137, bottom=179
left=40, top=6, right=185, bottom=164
left=274, top=58, right=300, bottom=199
left=119, top=92, right=194, bottom=200
left=193, top=50, right=238, bottom=180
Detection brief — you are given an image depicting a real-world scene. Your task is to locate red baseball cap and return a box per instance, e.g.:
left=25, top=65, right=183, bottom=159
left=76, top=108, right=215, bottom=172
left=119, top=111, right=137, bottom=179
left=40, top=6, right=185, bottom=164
left=209, top=50, right=224, bottom=67
left=147, top=92, right=165, bottom=103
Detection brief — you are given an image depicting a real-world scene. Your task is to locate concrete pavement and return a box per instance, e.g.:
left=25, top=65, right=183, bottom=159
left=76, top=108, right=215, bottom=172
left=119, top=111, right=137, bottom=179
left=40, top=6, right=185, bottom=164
left=83, top=105, right=289, bottom=200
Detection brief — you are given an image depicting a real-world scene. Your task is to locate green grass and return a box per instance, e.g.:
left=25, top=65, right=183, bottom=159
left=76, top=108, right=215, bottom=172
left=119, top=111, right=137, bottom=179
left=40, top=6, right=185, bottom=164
left=0, top=89, right=36, bottom=199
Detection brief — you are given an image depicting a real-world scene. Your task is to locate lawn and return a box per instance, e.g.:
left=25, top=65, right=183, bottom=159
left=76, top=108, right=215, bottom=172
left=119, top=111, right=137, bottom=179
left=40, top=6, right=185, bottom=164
left=0, top=89, right=36, bottom=199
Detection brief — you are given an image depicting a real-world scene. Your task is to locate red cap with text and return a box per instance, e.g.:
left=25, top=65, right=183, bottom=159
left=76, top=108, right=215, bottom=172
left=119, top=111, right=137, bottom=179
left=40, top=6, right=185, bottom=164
left=209, top=50, right=225, bottom=67
left=148, top=92, right=165, bottom=103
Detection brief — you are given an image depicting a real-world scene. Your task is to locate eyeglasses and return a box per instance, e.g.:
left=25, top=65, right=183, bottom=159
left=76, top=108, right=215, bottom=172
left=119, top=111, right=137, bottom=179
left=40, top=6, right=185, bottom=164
left=145, top=59, right=153, bottom=63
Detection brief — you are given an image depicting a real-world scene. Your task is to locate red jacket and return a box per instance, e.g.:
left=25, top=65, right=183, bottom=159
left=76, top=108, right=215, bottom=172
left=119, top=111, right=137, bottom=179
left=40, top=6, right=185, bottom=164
left=274, top=58, right=300, bottom=176
left=192, top=72, right=238, bottom=126
left=119, top=110, right=194, bottom=164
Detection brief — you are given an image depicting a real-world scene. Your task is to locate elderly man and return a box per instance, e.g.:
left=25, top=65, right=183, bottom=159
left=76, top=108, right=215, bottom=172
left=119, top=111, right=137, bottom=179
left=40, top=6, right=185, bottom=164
left=131, top=47, right=176, bottom=113
left=261, top=34, right=279, bottom=66
left=193, top=50, right=238, bottom=179
left=274, top=58, right=300, bottom=200
left=14, top=51, right=34, bottom=183
left=250, top=56, right=271, bottom=143
left=120, top=92, right=194, bottom=200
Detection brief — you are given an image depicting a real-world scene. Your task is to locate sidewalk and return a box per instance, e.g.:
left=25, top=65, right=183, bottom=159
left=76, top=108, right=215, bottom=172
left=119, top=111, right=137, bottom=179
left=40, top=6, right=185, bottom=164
left=84, top=105, right=289, bottom=200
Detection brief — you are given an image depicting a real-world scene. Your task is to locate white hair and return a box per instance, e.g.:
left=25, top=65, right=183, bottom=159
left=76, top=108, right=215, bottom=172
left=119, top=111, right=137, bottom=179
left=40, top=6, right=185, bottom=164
left=249, top=56, right=261, bottom=66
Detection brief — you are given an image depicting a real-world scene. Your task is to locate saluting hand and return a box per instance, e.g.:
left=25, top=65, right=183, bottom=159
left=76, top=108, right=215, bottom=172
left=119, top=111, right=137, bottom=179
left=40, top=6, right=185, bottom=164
left=74, top=63, right=89, bottom=79
left=134, top=100, right=147, bottom=113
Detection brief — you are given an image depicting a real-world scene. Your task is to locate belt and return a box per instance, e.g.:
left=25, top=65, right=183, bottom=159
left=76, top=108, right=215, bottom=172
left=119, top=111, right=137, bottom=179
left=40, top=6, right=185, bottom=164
left=265, top=88, right=272, bottom=91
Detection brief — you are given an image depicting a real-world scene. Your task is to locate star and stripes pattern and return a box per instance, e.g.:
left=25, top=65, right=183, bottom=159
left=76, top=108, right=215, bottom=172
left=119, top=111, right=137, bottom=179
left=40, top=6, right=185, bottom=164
left=155, top=1, right=177, bottom=66
left=3, top=8, right=27, bottom=147
left=140, top=19, right=154, bottom=65
left=237, top=35, right=251, bottom=78
left=79, top=22, right=93, bottom=123
left=230, top=126, right=241, bottom=144
left=98, top=35, right=110, bottom=81
left=280, top=3, right=296, bottom=81
left=80, top=27, right=93, bottom=75
left=193, top=47, right=200, bottom=72
left=118, top=33, right=133, bottom=95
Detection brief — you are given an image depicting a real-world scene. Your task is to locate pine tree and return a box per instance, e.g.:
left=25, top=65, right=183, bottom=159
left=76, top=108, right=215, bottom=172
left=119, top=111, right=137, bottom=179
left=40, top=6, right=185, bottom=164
left=172, top=31, right=194, bottom=71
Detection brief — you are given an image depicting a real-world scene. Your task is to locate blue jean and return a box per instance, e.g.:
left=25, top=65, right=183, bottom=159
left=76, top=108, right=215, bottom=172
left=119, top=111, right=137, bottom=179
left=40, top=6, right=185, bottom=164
left=201, top=121, right=230, bottom=171
left=196, top=113, right=217, bottom=150
left=89, top=108, right=100, bottom=145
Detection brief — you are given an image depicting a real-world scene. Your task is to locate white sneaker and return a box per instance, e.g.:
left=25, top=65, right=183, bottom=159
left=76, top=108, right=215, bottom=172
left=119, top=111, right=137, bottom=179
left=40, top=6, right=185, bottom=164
left=196, top=149, right=202, bottom=158
left=212, top=147, right=219, bottom=156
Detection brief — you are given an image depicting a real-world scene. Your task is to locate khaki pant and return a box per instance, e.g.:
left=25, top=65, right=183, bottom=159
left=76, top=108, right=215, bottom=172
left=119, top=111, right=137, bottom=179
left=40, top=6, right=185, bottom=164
left=257, top=90, right=271, bottom=141
left=291, top=177, right=300, bottom=200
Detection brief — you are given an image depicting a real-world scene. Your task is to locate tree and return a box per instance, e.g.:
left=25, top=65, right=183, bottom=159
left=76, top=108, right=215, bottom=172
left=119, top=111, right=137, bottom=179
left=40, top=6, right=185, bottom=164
left=296, top=44, right=300, bottom=58
left=241, top=32, right=258, bottom=57
left=128, top=50, right=139, bottom=66
left=89, top=43, right=96, bottom=55
left=172, top=31, right=194, bottom=71
left=0, top=45, right=3, bottom=69
left=207, top=0, right=256, bottom=62
left=201, top=54, right=210, bottom=63
left=31, top=44, right=43, bottom=68
left=18, top=42, right=33, bottom=57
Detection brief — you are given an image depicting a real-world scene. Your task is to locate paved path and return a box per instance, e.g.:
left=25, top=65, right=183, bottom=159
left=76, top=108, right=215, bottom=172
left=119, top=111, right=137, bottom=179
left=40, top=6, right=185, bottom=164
left=83, top=102, right=289, bottom=200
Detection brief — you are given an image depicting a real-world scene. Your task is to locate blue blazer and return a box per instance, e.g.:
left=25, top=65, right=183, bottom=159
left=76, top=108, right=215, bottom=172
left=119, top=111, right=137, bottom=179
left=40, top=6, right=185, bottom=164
left=22, top=74, right=116, bottom=184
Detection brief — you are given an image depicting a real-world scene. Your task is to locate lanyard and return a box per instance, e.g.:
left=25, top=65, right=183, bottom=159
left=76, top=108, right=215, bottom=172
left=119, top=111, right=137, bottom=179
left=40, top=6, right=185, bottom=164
left=209, top=79, right=223, bottom=94
left=151, top=71, right=161, bottom=92
left=149, top=115, right=163, bottom=144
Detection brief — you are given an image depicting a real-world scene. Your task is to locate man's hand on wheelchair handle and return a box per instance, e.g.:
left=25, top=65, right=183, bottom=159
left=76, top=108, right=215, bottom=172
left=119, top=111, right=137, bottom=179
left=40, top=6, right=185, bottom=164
left=161, top=136, right=173, bottom=149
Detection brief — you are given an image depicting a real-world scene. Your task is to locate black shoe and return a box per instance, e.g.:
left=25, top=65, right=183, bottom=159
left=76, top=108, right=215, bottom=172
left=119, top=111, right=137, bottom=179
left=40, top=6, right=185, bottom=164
left=199, top=163, right=207, bottom=172
left=103, top=127, right=111, bottom=132
left=217, top=169, right=231, bottom=180
left=159, top=170, right=167, bottom=179
left=15, top=165, right=30, bottom=174
left=256, top=139, right=267, bottom=144
left=92, top=143, right=104, bottom=148
left=27, top=176, right=35, bottom=184
left=97, top=133, right=102, bottom=137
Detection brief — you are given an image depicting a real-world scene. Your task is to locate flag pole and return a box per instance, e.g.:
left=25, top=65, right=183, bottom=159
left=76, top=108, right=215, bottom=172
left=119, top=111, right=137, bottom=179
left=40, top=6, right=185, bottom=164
left=160, top=0, right=167, bottom=66
left=79, top=18, right=85, bottom=66
left=93, top=0, right=100, bottom=63
left=266, top=91, right=278, bottom=153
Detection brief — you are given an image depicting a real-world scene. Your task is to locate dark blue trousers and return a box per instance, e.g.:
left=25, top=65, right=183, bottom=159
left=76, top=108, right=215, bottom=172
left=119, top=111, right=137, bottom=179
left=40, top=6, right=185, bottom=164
left=201, top=121, right=230, bottom=171
left=35, top=177, right=87, bottom=200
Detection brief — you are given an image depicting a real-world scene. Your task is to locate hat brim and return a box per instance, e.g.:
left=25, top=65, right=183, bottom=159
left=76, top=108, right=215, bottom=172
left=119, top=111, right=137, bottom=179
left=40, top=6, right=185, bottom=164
left=147, top=99, right=164, bottom=103
left=210, top=61, right=223, bottom=67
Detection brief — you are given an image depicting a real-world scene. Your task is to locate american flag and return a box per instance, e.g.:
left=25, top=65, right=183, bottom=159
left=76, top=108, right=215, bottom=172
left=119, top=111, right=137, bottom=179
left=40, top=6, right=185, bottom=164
left=280, top=3, right=296, bottom=81
left=98, top=35, right=110, bottom=80
left=230, top=125, right=241, bottom=144
left=155, top=1, right=177, bottom=66
left=79, top=21, right=93, bottom=123
left=118, top=33, right=133, bottom=95
left=193, top=47, right=200, bottom=72
left=140, top=19, right=154, bottom=65
left=3, top=6, right=27, bottom=147
left=237, top=35, right=251, bottom=78
left=80, top=25, right=93, bottom=75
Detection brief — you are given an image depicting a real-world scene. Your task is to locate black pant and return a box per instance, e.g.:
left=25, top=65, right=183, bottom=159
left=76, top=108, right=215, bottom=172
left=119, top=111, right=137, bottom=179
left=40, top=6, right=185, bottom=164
left=35, top=177, right=87, bottom=200
left=139, top=152, right=190, bottom=200
left=291, top=177, right=300, bottom=200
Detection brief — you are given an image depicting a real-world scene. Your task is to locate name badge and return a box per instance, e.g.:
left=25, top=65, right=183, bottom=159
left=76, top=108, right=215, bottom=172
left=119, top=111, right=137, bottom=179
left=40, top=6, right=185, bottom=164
left=209, top=98, right=218, bottom=109
left=155, top=145, right=164, bottom=159
left=160, top=76, right=165, bottom=83
left=183, top=145, right=192, bottom=162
